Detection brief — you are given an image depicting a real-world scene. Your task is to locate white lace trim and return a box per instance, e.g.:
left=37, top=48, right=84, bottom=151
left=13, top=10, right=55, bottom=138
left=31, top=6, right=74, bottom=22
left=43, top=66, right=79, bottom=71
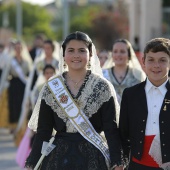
left=149, top=134, right=170, bottom=170
left=28, top=73, right=119, bottom=132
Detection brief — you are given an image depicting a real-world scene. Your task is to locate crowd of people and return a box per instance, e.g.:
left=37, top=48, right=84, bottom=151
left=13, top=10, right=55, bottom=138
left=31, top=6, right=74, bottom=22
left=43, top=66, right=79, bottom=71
left=0, top=31, right=170, bottom=170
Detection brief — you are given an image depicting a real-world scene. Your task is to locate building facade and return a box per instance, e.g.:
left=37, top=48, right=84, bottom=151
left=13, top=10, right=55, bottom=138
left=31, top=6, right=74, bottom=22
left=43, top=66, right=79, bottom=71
left=129, top=0, right=162, bottom=51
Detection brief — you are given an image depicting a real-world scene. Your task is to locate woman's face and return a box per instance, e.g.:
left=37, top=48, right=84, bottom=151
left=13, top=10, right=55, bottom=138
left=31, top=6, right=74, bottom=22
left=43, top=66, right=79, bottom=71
left=44, top=43, right=53, bottom=57
left=98, top=51, right=108, bottom=67
left=64, top=40, right=90, bottom=71
left=14, top=43, right=22, bottom=54
left=112, top=42, right=129, bottom=66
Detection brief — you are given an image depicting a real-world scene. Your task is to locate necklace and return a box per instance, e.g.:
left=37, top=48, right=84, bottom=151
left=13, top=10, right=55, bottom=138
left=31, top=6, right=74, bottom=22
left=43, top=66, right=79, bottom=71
left=113, top=67, right=128, bottom=83
left=67, top=75, right=84, bottom=89
left=118, top=75, right=124, bottom=80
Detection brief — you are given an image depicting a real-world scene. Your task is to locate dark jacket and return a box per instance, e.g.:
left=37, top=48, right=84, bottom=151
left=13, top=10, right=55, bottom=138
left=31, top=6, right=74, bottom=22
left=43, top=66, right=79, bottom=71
left=119, top=79, right=170, bottom=163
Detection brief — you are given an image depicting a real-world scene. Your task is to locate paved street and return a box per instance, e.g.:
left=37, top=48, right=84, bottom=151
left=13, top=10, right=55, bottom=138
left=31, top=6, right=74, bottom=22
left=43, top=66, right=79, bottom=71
left=0, top=128, right=21, bottom=170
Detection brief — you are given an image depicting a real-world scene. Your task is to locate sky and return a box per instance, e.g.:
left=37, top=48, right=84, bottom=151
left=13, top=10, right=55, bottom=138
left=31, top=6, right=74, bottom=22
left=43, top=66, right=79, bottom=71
left=22, top=0, right=54, bottom=6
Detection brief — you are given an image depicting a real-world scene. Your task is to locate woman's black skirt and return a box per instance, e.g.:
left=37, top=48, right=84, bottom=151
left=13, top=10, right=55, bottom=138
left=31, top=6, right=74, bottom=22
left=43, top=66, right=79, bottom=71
left=40, top=132, right=108, bottom=170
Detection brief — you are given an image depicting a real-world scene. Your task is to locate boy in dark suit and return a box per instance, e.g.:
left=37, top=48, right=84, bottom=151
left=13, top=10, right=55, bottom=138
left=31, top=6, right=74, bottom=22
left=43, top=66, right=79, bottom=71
left=119, top=38, right=170, bottom=170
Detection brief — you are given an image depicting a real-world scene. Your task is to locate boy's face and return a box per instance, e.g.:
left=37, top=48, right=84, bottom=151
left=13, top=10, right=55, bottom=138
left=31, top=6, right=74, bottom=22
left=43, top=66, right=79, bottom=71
left=143, top=51, right=170, bottom=86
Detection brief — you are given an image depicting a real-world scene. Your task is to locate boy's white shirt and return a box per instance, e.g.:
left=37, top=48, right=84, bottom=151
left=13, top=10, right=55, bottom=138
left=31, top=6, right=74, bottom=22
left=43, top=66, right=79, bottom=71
left=145, top=78, right=168, bottom=135
left=144, top=78, right=170, bottom=169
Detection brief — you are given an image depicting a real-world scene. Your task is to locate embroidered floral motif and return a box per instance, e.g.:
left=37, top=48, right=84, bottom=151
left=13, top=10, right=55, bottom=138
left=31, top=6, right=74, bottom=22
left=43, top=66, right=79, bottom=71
left=59, top=93, right=68, bottom=104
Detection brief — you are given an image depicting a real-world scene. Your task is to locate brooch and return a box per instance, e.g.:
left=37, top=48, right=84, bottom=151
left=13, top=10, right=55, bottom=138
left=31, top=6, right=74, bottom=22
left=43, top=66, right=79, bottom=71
left=163, top=105, right=167, bottom=111
left=163, top=99, right=170, bottom=111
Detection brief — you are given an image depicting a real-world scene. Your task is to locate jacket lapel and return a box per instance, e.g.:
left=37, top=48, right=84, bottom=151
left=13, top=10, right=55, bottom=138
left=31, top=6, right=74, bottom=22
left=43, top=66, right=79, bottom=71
left=139, top=80, right=148, bottom=115
left=160, top=79, right=170, bottom=115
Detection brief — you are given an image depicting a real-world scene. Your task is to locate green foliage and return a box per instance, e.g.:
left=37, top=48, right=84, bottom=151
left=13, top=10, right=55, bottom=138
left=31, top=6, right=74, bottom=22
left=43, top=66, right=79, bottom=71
left=0, top=2, right=55, bottom=42
left=67, top=3, right=128, bottom=50
left=0, top=1, right=129, bottom=48
left=69, top=5, right=101, bottom=38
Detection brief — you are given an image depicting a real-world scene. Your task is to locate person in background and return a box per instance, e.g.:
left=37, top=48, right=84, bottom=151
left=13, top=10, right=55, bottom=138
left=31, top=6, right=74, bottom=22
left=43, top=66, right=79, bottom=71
left=103, top=39, right=146, bottom=103
left=25, top=31, right=124, bottom=170
left=30, top=64, right=56, bottom=109
left=0, top=41, right=10, bottom=128
left=0, top=40, right=32, bottom=132
left=29, top=34, right=45, bottom=61
left=30, top=39, right=59, bottom=90
left=119, top=38, right=170, bottom=170
left=14, top=39, right=59, bottom=139
left=16, top=64, right=56, bottom=169
left=0, top=42, right=5, bottom=78
left=98, top=50, right=110, bottom=68
left=133, top=36, right=140, bottom=53
left=133, top=36, right=144, bottom=67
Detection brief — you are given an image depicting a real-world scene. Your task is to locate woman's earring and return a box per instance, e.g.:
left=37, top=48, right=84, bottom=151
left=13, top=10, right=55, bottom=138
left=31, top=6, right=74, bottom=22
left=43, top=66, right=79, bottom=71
left=87, top=60, right=91, bottom=69
left=63, top=61, right=67, bottom=69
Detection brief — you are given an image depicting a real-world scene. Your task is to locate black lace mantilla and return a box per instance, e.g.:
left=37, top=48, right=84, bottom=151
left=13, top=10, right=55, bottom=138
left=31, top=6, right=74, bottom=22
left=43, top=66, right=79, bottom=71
left=41, top=72, right=116, bottom=133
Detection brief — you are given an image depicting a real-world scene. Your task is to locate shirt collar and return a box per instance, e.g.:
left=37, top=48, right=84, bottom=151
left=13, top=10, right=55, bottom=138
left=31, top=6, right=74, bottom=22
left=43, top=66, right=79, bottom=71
left=145, top=78, right=168, bottom=95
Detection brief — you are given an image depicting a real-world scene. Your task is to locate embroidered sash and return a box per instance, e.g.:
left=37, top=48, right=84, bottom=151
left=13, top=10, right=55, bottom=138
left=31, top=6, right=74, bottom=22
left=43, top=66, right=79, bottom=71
left=47, top=76, right=111, bottom=169
left=11, top=58, right=27, bottom=84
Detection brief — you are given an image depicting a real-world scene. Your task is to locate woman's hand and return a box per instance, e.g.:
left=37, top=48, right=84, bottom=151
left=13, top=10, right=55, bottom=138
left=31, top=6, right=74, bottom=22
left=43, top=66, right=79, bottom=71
left=114, top=166, right=124, bottom=170
left=24, top=168, right=33, bottom=170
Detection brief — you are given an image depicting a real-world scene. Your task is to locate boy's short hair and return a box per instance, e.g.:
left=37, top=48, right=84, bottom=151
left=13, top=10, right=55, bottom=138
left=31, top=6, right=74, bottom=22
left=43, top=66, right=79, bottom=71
left=43, top=64, right=56, bottom=74
left=143, top=38, right=170, bottom=60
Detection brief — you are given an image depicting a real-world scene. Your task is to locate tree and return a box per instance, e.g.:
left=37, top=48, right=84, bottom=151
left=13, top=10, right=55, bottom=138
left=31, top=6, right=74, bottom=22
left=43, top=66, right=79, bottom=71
left=67, top=1, right=129, bottom=51
left=92, top=12, right=120, bottom=50
left=69, top=5, right=101, bottom=38
left=92, top=1, right=129, bottom=50
left=0, top=2, right=55, bottom=42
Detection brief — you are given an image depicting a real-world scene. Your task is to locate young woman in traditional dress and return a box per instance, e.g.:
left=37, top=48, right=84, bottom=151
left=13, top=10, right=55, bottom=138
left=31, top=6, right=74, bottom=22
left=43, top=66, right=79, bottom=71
left=103, top=39, right=146, bottom=104
left=25, top=31, right=124, bottom=170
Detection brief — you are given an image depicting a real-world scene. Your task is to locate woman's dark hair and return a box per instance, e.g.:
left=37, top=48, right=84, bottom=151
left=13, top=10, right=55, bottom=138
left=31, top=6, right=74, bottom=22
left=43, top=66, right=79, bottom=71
left=143, top=38, right=170, bottom=60
left=44, top=40, right=55, bottom=52
left=113, top=39, right=131, bottom=60
left=62, top=31, right=93, bottom=57
left=43, top=64, right=55, bottom=74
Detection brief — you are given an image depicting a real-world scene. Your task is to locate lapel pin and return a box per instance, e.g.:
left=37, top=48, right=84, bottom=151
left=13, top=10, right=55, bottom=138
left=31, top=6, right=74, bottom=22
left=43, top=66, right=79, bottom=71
left=163, top=105, right=167, bottom=111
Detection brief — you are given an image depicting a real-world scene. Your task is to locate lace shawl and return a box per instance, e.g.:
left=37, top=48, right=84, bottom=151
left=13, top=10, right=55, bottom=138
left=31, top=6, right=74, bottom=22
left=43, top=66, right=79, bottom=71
left=103, top=66, right=143, bottom=102
left=28, top=73, right=120, bottom=132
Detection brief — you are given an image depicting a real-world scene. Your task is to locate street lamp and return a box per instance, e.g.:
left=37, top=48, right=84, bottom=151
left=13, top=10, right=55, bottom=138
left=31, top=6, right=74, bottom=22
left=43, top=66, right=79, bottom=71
left=63, top=0, right=69, bottom=39
left=16, top=0, right=22, bottom=40
left=55, top=0, right=69, bottom=40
